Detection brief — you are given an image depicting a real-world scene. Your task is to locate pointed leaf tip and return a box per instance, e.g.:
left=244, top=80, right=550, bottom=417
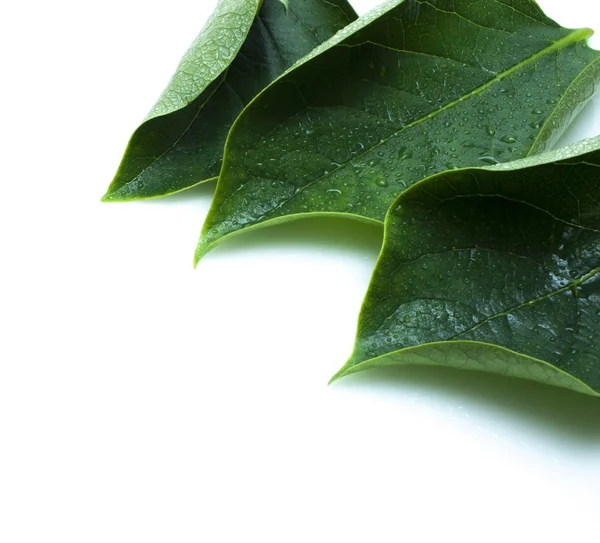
left=193, top=241, right=213, bottom=268
left=100, top=191, right=116, bottom=203
left=328, top=369, right=346, bottom=385
left=328, top=358, right=356, bottom=384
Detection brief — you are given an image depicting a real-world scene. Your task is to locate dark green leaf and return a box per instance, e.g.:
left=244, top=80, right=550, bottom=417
left=102, top=0, right=357, bottom=201
left=196, top=0, right=600, bottom=261
left=332, top=135, right=600, bottom=396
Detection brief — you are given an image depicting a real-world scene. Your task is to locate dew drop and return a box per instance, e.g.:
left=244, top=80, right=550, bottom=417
left=376, top=179, right=389, bottom=188
left=478, top=155, right=499, bottom=165
left=398, top=147, right=413, bottom=160
left=500, top=135, right=517, bottom=144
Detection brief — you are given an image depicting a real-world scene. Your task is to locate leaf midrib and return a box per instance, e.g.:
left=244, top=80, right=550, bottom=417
left=452, top=266, right=600, bottom=340
left=281, top=28, right=592, bottom=204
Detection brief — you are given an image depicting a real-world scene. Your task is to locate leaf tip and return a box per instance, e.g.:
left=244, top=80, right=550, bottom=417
left=194, top=224, right=226, bottom=267
left=101, top=185, right=152, bottom=202
left=101, top=185, right=130, bottom=202
left=328, top=362, right=353, bottom=385
left=193, top=241, right=212, bottom=268
left=100, top=191, right=115, bottom=203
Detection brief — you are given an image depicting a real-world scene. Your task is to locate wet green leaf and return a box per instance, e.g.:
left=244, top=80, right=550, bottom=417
left=102, top=0, right=356, bottom=201
left=332, top=135, right=600, bottom=396
left=196, top=0, right=600, bottom=261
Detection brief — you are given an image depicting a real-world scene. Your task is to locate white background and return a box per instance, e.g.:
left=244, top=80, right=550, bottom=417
left=2, top=0, right=600, bottom=541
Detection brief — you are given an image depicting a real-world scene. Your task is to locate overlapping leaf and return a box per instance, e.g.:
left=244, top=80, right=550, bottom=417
left=332, top=136, right=600, bottom=396
left=196, top=0, right=600, bottom=261
left=102, top=0, right=357, bottom=201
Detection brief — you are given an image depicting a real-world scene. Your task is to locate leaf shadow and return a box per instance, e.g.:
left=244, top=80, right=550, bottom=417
left=140, top=181, right=217, bottom=205
left=132, top=186, right=384, bottom=259
left=138, top=181, right=600, bottom=447
left=205, top=216, right=384, bottom=260
left=334, top=365, right=600, bottom=447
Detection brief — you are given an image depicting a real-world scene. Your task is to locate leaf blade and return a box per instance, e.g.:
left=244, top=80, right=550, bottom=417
left=103, top=0, right=357, bottom=201
left=197, top=0, right=600, bottom=259
left=335, top=135, right=600, bottom=396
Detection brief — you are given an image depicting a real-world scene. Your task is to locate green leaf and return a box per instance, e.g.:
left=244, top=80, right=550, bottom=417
left=332, top=135, right=600, bottom=396
left=102, top=0, right=357, bottom=201
left=196, top=0, right=600, bottom=262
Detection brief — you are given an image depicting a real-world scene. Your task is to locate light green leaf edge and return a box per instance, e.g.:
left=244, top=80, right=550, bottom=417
left=330, top=135, right=600, bottom=397
left=330, top=341, right=598, bottom=396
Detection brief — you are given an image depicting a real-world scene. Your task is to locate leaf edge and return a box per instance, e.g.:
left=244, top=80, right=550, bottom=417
left=329, top=339, right=600, bottom=397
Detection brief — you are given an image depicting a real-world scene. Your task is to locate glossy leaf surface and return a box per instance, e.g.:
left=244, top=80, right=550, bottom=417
left=197, top=0, right=600, bottom=260
left=333, top=136, right=600, bottom=396
left=103, top=0, right=357, bottom=201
